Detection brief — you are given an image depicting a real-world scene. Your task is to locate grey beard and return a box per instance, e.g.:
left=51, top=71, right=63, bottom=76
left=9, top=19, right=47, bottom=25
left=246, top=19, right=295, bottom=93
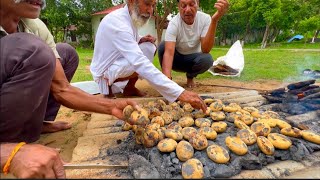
left=14, top=0, right=47, bottom=9
left=130, top=4, right=150, bottom=28
left=131, top=12, right=149, bottom=28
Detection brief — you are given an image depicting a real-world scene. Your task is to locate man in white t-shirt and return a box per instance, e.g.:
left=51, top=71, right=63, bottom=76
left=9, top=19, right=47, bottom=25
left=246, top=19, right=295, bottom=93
left=158, top=0, right=229, bottom=88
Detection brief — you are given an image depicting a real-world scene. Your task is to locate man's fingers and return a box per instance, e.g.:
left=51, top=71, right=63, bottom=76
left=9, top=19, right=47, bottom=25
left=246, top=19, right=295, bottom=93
left=133, top=104, right=141, bottom=111
left=53, top=157, right=66, bottom=179
left=61, top=159, right=69, bottom=165
left=214, top=3, right=226, bottom=11
left=217, top=0, right=229, bottom=6
left=196, top=96, right=207, bottom=112
left=214, top=4, right=222, bottom=12
left=44, top=169, right=56, bottom=179
left=200, top=101, right=207, bottom=112
left=215, top=0, right=229, bottom=13
left=55, top=148, right=61, bottom=153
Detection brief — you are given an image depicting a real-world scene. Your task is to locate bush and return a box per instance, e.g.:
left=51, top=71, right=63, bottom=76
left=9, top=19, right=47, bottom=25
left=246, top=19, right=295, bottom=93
left=68, top=42, right=80, bottom=49
left=78, top=40, right=94, bottom=49
left=276, top=30, right=292, bottom=42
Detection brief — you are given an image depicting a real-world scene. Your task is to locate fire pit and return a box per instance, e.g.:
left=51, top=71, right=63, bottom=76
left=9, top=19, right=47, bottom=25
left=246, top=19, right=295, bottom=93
left=262, top=79, right=320, bottom=133
left=67, top=89, right=320, bottom=179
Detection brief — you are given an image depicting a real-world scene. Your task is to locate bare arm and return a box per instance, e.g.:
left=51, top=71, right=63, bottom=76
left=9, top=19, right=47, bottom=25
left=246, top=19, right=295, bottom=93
left=161, top=41, right=176, bottom=79
left=50, top=59, right=137, bottom=119
left=201, top=0, right=229, bottom=53
left=201, top=20, right=219, bottom=53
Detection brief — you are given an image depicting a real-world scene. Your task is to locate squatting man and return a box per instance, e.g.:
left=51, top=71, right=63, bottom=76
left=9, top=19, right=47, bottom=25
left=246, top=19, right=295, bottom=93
left=90, top=0, right=206, bottom=109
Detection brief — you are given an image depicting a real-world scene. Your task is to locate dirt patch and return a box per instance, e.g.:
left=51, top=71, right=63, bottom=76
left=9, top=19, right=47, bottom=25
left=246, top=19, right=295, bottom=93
left=36, top=78, right=318, bottom=163
left=135, top=77, right=286, bottom=98
left=36, top=109, right=91, bottom=162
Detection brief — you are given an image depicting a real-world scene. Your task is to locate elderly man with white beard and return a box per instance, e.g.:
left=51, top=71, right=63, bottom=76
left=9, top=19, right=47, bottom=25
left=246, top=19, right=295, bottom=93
left=0, top=0, right=139, bottom=178
left=90, top=0, right=207, bottom=111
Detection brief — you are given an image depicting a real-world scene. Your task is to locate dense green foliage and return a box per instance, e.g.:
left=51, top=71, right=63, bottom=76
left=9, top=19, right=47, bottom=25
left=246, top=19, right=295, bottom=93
left=200, top=0, right=319, bottom=47
left=41, top=0, right=113, bottom=43
left=40, top=0, right=319, bottom=48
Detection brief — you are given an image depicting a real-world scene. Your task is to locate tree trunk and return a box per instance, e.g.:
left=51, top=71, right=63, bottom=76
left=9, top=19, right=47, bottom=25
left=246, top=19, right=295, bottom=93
left=242, top=21, right=251, bottom=45
left=154, top=0, right=174, bottom=46
left=223, top=31, right=227, bottom=46
left=311, top=30, right=319, bottom=43
left=261, top=24, right=270, bottom=49
left=157, top=24, right=164, bottom=46
left=63, top=27, right=67, bottom=42
left=271, top=27, right=279, bottom=43
left=54, top=27, right=58, bottom=42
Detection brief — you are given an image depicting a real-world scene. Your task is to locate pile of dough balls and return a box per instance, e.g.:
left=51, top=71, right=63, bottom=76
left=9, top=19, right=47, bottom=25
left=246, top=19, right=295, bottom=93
left=122, top=98, right=320, bottom=179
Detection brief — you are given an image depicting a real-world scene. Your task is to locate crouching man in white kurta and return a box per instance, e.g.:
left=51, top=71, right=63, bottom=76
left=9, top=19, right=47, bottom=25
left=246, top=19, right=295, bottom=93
left=90, top=0, right=207, bottom=112
left=90, top=0, right=159, bottom=98
left=94, top=41, right=156, bottom=97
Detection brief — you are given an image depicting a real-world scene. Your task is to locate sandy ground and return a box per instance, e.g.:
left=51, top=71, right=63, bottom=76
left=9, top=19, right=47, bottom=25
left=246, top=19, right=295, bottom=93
left=36, top=77, right=320, bottom=163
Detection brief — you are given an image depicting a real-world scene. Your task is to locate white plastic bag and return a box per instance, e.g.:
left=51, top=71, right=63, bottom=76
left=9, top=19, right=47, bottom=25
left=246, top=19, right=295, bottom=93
left=208, top=40, right=244, bottom=77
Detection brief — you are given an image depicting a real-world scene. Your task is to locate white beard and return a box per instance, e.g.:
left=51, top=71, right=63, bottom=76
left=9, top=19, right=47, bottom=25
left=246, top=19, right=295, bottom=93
left=131, top=11, right=149, bottom=28
left=130, top=4, right=150, bottom=28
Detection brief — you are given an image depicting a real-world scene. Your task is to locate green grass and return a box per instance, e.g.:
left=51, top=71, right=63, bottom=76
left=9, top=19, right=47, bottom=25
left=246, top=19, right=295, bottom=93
left=216, top=41, right=320, bottom=49
left=72, top=44, right=320, bottom=83
left=72, top=48, right=94, bottom=82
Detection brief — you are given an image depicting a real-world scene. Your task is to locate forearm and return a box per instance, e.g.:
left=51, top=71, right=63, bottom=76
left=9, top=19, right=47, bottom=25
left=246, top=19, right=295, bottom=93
left=0, top=143, right=17, bottom=171
left=52, top=82, right=115, bottom=115
left=202, top=19, right=219, bottom=53
left=162, top=52, right=174, bottom=78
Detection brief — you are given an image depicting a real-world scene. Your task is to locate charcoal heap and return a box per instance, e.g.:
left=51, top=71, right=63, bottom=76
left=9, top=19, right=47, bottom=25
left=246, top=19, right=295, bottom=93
left=114, top=98, right=320, bottom=179
left=262, top=79, right=320, bottom=115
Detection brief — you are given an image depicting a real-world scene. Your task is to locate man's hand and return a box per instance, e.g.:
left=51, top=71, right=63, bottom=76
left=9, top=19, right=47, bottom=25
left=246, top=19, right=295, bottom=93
left=177, top=90, right=207, bottom=112
left=110, top=99, right=139, bottom=119
left=139, top=34, right=156, bottom=45
left=9, top=144, right=65, bottom=179
left=212, top=0, right=229, bottom=22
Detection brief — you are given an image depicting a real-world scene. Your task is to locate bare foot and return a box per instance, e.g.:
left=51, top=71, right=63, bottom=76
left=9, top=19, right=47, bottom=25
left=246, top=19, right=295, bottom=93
left=104, top=94, right=116, bottom=99
left=187, top=78, right=196, bottom=88
left=123, top=86, right=147, bottom=97
left=42, top=121, right=72, bottom=134
left=104, top=85, right=117, bottom=99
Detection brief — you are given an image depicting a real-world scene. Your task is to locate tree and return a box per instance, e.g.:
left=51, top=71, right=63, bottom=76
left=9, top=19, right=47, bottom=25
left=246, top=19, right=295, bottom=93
left=154, top=0, right=178, bottom=45
left=299, top=15, right=320, bottom=43
left=76, top=0, right=113, bottom=42
left=41, top=0, right=320, bottom=47
left=41, top=0, right=113, bottom=43
left=41, top=0, right=76, bottom=42
left=295, top=0, right=320, bottom=43
left=249, top=0, right=282, bottom=48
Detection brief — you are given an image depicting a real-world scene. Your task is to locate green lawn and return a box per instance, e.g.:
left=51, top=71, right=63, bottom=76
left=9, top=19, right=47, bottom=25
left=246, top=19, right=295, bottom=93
left=237, top=41, right=320, bottom=49
left=72, top=48, right=94, bottom=82
left=72, top=44, right=320, bottom=83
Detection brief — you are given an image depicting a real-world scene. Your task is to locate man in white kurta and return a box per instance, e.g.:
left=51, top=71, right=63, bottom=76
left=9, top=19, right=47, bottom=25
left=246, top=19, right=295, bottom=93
left=90, top=2, right=206, bottom=105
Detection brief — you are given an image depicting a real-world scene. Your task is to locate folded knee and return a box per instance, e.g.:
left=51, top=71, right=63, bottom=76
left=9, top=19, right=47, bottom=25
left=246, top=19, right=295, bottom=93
left=201, top=54, right=214, bottom=68
left=56, top=43, right=79, bottom=64
left=1, top=33, right=56, bottom=72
